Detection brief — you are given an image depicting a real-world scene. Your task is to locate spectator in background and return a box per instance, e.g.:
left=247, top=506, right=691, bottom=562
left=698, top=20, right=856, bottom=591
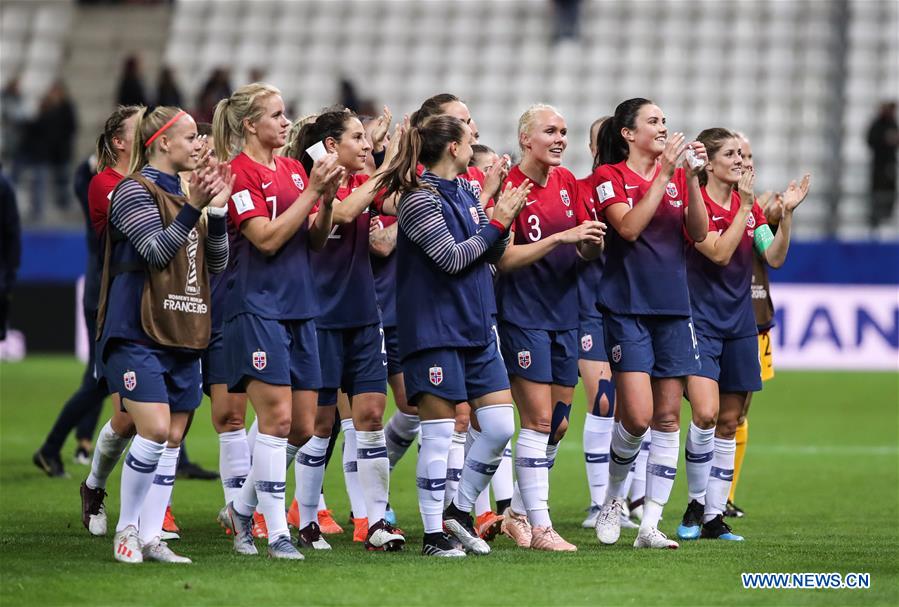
left=16, top=80, right=78, bottom=220
left=551, top=0, right=582, bottom=43
left=117, top=54, right=148, bottom=107
left=339, top=78, right=360, bottom=112
left=1, top=76, right=27, bottom=169
left=155, top=66, right=183, bottom=108
left=0, top=166, right=21, bottom=341
left=194, top=68, right=232, bottom=123
left=867, top=101, right=898, bottom=230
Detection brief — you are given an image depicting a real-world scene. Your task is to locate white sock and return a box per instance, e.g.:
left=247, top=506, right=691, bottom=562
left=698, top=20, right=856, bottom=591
left=629, top=438, right=651, bottom=503
left=606, top=422, right=645, bottom=500
left=295, top=435, right=329, bottom=530
left=385, top=411, right=420, bottom=470
left=454, top=405, right=514, bottom=513
left=138, top=446, right=179, bottom=544
left=491, top=441, right=513, bottom=502
left=642, top=429, right=679, bottom=531
left=704, top=438, right=736, bottom=522
left=246, top=418, right=258, bottom=458
left=318, top=493, right=327, bottom=511
left=443, top=431, right=466, bottom=508
left=250, top=433, right=289, bottom=543
left=341, top=419, right=367, bottom=519
left=685, top=422, right=715, bottom=504
left=218, top=429, right=250, bottom=506
left=583, top=413, right=613, bottom=507
left=356, top=429, right=390, bottom=525
left=417, top=419, right=453, bottom=533
left=87, top=420, right=130, bottom=490
left=115, top=435, right=165, bottom=532
left=515, top=428, right=552, bottom=527
left=475, top=487, right=492, bottom=516
left=510, top=481, right=526, bottom=515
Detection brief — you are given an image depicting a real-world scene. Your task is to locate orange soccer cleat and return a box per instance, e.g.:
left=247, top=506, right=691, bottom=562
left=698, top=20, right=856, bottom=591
left=351, top=517, right=369, bottom=542
left=252, top=511, right=268, bottom=539
left=287, top=499, right=300, bottom=529
left=162, top=506, right=180, bottom=540
left=475, top=511, right=504, bottom=542
left=317, top=509, right=344, bottom=535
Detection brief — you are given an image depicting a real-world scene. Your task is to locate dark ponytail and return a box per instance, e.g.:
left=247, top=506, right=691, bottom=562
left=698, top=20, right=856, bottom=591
left=374, top=115, right=468, bottom=199
left=594, top=98, right=653, bottom=168
left=286, top=107, right=355, bottom=175
left=410, top=93, right=461, bottom=128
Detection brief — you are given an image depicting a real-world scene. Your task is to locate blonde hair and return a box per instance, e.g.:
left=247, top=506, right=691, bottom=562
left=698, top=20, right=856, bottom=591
left=128, top=106, right=185, bottom=174
left=212, top=82, right=281, bottom=160
left=517, top=103, right=561, bottom=152
left=282, top=113, right=317, bottom=158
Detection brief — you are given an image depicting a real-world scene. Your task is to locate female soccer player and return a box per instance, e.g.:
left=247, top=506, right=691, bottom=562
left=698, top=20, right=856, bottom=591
left=213, top=83, right=343, bottom=560
left=286, top=108, right=405, bottom=551
left=590, top=97, right=709, bottom=550
left=100, top=105, right=232, bottom=563
left=70, top=106, right=141, bottom=537
left=496, top=104, right=605, bottom=551
left=577, top=115, right=619, bottom=529
left=375, top=114, right=531, bottom=557
left=675, top=128, right=809, bottom=541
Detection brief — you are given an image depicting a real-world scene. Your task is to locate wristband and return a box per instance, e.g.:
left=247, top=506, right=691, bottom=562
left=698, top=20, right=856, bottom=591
left=489, top=219, right=506, bottom=232
left=207, top=206, right=227, bottom=218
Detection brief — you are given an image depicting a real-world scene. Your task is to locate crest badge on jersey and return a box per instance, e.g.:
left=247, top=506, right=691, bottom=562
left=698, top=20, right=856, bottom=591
left=123, top=371, right=136, bottom=391
left=666, top=182, right=678, bottom=198
left=560, top=189, right=571, bottom=206
left=429, top=366, right=443, bottom=386
left=469, top=180, right=482, bottom=196
left=469, top=206, right=480, bottom=225
left=517, top=350, right=532, bottom=369
left=581, top=334, right=593, bottom=352
left=746, top=214, right=756, bottom=228
left=291, top=173, right=305, bottom=190
left=252, top=350, right=267, bottom=371
left=611, top=345, right=622, bottom=364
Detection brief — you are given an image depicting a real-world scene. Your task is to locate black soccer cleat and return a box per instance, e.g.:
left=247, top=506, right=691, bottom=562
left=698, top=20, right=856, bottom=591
left=33, top=450, right=68, bottom=478
left=422, top=532, right=466, bottom=558
left=676, top=499, right=704, bottom=540
left=701, top=514, right=744, bottom=541
left=296, top=521, right=331, bottom=550
left=364, top=519, right=405, bottom=551
left=724, top=499, right=745, bottom=518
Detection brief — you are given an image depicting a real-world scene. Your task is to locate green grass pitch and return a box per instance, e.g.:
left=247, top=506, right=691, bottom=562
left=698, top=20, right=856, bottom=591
left=1, top=357, right=897, bottom=606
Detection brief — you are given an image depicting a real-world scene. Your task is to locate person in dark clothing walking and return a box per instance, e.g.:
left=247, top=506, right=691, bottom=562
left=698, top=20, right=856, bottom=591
left=867, top=101, right=899, bottom=230
left=0, top=166, right=21, bottom=341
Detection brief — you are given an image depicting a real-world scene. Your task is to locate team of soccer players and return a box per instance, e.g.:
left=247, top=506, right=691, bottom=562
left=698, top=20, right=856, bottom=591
left=73, top=86, right=809, bottom=562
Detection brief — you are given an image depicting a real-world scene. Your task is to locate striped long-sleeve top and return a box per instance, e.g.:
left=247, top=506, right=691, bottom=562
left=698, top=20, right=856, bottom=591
left=110, top=165, right=228, bottom=273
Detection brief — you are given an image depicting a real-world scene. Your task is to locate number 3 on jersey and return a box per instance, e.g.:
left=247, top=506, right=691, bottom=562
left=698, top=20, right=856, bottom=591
left=527, top=214, right=541, bottom=241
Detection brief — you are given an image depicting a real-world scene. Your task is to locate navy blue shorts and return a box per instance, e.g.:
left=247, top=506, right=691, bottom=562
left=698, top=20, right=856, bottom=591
left=603, top=313, right=700, bottom=378
left=104, top=340, right=202, bottom=412
left=403, top=340, right=509, bottom=405
left=499, top=322, right=579, bottom=387
left=694, top=333, right=762, bottom=393
left=316, top=323, right=388, bottom=405
left=383, top=325, right=402, bottom=377
left=201, top=330, right=229, bottom=394
left=224, top=313, right=322, bottom=393
left=578, top=315, right=608, bottom=363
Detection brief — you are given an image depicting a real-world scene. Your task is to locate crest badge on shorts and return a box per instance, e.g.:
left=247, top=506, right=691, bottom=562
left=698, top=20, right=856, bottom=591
left=252, top=350, right=267, bottom=371
left=429, top=366, right=443, bottom=386
left=469, top=206, right=480, bottom=225
left=611, top=345, right=622, bottom=363
left=560, top=189, right=571, bottom=206
left=517, top=350, right=532, bottom=369
left=123, top=370, right=136, bottom=391
left=581, top=334, right=593, bottom=352
left=291, top=173, right=305, bottom=190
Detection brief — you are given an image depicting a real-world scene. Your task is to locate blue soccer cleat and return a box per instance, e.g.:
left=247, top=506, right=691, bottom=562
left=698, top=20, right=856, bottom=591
left=701, top=515, right=744, bottom=541
left=676, top=499, right=703, bottom=540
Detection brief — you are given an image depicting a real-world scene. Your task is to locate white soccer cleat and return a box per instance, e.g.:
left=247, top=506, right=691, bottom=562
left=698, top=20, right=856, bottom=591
left=634, top=526, right=679, bottom=550
left=142, top=538, right=192, bottom=563
left=297, top=522, right=332, bottom=550
left=595, top=497, right=625, bottom=545
left=364, top=519, right=406, bottom=552
left=113, top=525, right=143, bottom=564
left=219, top=503, right=258, bottom=556
left=267, top=535, right=305, bottom=560
left=444, top=517, right=490, bottom=555
left=581, top=504, right=602, bottom=529
left=80, top=481, right=108, bottom=536
left=89, top=505, right=108, bottom=536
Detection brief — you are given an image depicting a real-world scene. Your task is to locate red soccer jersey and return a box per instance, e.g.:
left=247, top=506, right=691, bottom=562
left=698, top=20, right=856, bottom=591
left=88, top=167, right=124, bottom=237
left=227, top=153, right=308, bottom=230
left=506, top=164, right=589, bottom=241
